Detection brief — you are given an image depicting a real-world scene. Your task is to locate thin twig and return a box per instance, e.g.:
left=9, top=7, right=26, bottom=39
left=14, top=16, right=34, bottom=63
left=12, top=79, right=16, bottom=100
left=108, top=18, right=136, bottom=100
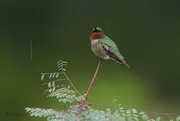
left=40, top=72, right=63, bottom=75
left=163, top=113, right=174, bottom=120
left=140, top=111, right=178, bottom=117
left=62, top=70, right=81, bottom=95
left=41, top=78, right=67, bottom=86
left=87, top=103, right=118, bottom=109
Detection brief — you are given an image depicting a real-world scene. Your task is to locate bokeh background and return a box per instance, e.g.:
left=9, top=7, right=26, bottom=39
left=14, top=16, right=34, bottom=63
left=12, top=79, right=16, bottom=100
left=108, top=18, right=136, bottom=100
left=1, top=0, right=180, bottom=120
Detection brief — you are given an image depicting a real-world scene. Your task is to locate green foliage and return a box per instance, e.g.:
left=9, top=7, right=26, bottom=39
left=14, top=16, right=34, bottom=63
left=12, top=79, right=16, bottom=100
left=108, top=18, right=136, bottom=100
left=25, top=60, right=180, bottom=121
left=47, top=86, right=84, bottom=104
left=57, top=60, right=67, bottom=71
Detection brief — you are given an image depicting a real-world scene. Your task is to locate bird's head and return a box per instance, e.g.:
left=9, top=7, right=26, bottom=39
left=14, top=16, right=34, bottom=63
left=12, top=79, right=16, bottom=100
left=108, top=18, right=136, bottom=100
left=90, top=26, right=105, bottom=40
left=92, top=26, right=103, bottom=33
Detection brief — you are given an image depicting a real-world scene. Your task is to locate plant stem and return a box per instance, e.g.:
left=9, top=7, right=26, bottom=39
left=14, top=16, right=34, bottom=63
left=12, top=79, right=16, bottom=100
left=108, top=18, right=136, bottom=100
left=62, top=70, right=81, bottom=95
left=85, top=58, right=102, bottom=99
left=78, top=58, right=102, bottom=111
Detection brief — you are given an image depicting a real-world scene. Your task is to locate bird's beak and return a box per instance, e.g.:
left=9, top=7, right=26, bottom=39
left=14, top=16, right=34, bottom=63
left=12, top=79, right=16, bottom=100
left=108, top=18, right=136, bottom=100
left=93, top=26, right=97, bottom=30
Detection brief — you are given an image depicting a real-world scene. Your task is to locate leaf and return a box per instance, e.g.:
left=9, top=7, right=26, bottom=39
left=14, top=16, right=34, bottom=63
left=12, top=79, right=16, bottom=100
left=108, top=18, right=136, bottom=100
left=56, top=73, right=59, bottom=78
left=113, top=109, right=119, bottom=114
left=52, top=81, right=55, bottom=87
left=106, top=108, right=110, bottom=112
left=139, top=111, right=145, bottom=115
left=38, top=113, right=42, bottom=117
left=57, top=61, right=67, bottom=71
left=141, top=114, right=148, bottom=120
left=52, top=87, right=55, bottom=92
left=134, top=117, right=138, bottom=121
left=176, top=115, right=180, bottom=121
left=52, top=73, right=56, bottom=78
left=112, top=99, right=117, bottom=104
left=30, top=112, right=35, bottom=117
left=156, top=117, right=161, bottom=121
left=133, top=114, right=138, bottom=117
left=57, top=60, right=61, bottom=64
left=48, top=88, right=51, bottom=93
left=25, top=107, right=31, bottom=112
left=47, top=116, right=51, bottom=120
left=131, top=108, right=137, bottom=113
left=41, top=74, right=45, bottom=81
left=49, top=73, right=53, bottom=79
left=126, top=109, right=131, bottom=114
left=127, top=117, right=132, bottom=120
left=150, top=119, right=155, bottom=121
left=48, top=82, right=51, bottom=88
left=126, top=113, right=132, bottom=117
left=63, top=61, right=67, bottom=64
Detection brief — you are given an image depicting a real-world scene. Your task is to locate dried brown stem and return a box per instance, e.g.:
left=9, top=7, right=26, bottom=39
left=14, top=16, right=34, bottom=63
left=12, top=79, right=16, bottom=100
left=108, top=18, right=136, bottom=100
left=78, top=58, right=102, bottom=112
left=84, top=58, right=102, bottom=99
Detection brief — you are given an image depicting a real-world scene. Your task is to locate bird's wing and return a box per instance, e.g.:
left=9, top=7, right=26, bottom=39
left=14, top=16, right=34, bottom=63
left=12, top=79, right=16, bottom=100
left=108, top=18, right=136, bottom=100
left=100, top=36, right=130, bottom=68
left=99, top=36, right=124, bottom=60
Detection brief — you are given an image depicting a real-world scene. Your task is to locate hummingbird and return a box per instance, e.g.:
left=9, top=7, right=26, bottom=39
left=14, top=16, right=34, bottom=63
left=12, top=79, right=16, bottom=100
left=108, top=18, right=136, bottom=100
left=90, top=27, right=130, bottom=68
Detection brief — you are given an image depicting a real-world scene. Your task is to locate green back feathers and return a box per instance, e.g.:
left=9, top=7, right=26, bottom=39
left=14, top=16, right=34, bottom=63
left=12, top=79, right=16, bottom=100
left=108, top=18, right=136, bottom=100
left=99, top=36, right=125, bottom=60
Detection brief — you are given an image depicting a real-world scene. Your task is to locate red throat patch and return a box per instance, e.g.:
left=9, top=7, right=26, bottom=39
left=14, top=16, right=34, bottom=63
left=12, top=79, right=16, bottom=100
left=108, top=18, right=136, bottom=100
left=90, top=32, right=105, bottom=40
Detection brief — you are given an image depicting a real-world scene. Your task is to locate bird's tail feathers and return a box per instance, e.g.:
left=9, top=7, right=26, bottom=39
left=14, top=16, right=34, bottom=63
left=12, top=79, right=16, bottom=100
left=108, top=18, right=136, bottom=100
left=119, top=60, right=130, bottom=68
left=111, top=56, right=130, bottom=68
left=106, top=50, right=130, bottom=68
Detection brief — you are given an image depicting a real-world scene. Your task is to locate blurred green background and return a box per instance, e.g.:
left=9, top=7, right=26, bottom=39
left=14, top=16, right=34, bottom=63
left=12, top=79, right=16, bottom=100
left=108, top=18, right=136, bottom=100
left=1, top=0, right=180, bottom=120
